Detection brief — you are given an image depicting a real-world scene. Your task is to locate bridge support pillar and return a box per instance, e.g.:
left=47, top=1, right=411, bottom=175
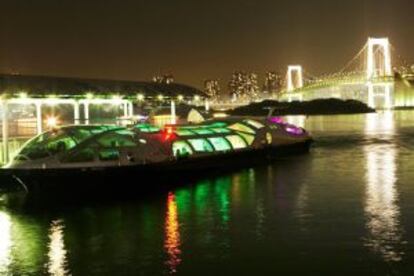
left=287, top=65, right=303, bottom=92
left=367, top=38, right=392, bottom=79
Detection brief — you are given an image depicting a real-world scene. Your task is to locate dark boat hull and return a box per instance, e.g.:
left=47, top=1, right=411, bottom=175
left=0, top=141, right=312, bottom=195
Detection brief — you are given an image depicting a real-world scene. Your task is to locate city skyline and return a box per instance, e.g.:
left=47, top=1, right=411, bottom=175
left=1, top=0, right=414, bottom=88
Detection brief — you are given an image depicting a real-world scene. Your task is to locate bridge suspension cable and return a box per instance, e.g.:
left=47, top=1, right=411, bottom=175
left=390, top=44, right=411, bottom=69
left=338, top=43, right=368, bottom=74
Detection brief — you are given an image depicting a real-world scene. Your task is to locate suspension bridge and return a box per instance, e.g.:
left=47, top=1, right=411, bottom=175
left=280, top=37, right=414, bottom=109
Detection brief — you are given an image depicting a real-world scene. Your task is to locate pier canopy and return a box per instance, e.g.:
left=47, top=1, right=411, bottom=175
left=0, top=74, right=206, bottom=100
left=0, top=74, right=207, bottom=164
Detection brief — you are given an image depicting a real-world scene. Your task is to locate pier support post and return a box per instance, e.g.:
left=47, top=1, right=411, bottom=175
left=171, top=100, right=176, bottom=124
left=128, top=102, right=134, bottom=117
left=84, top=102, right=90, bottom=125
left=205, top=99, right=210, bottom=112
left=2, top=101, right=9, bottom=164
left=36, top=102, right=43, bottom=134
left=74, top=102, right=80, bottom=125
left=123, top=102, right=128, bottom=118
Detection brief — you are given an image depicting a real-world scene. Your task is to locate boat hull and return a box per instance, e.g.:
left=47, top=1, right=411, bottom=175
left=0, top=140, right=312, bottom=195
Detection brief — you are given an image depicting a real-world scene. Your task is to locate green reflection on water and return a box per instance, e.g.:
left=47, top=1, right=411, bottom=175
left=214, top=177, right=231, bottom=225
left=0, top=209, right=50, bottom=275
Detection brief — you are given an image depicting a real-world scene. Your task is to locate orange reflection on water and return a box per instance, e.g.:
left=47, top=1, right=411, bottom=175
left=164, top=192, right=181, bottom=274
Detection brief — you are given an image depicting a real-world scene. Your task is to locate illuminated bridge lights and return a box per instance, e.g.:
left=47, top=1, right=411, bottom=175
left=287, top=65, right=304, bottom=92
left=367, top=38, right=392, bottom=80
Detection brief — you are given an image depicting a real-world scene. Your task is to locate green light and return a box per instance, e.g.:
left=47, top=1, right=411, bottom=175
left=175, top=129, right=195, bottom=136
left=192, top=128, right=214, bottom=135
left=158, top=95, right=164, bottom=101
left=134, top=123, right=160, bottom=133
left=177, top=95, right=184, bottom=101
left=86, top=93, right=94, bottom=99
left=210, top=122, right=227, bottom=128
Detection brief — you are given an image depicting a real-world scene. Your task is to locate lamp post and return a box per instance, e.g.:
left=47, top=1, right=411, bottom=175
left=36, top=101, right=43, bottom=134
left=171, top=100, right=176, bottom=124
left=84, top=102, right=90, bottom=125
left=74, top=102, right=80, bottom=125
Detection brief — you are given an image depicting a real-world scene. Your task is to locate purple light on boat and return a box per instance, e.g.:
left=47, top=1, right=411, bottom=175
left=268, top=117, right=284, bottom=124
left=285, top=125, right=305, bottom=135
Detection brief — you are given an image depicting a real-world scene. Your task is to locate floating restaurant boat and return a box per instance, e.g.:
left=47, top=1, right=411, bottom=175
left=0, top=118, right=312, bottom=193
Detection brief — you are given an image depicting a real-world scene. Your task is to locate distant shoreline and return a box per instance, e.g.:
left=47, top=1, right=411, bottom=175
left=227, top=98, right=375, bottom=117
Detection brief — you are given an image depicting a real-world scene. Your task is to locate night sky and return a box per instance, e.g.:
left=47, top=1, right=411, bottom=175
left=1, top=0, right=413, bottom=88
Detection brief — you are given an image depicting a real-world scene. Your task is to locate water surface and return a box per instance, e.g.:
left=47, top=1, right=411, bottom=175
left=2, top=111, right=414, bottom=275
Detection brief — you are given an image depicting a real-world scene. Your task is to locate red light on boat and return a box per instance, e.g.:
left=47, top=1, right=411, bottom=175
left=163, top=126, right=176, bottom=141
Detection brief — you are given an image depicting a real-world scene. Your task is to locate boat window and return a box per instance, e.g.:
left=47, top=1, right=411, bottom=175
left=99, top=149, right=120, bottom=161
left=70, top=129, right=94, bottom=143
left=18, top=144, right=50, bottom=160
left=207, top=137, right=232, bottom=152
left=46, top=136, right=77, bottom=155
left=97, top=133, right=137, bottom=148
left=62, top=148, right=95, bottom=163
left=191, top=128, right=214, bottom=135
left=175, top=129, right=195, bottom=136
left=210, top=122, right=227, bottom=128
left=69, top=128, right=99, bottom=143
left=237, top=132, right=255, bottom=145
left=18, top=130, right=77, bottom=159
left=172, top=141, right=193, bottom=157
left=226, top=135, right=247, bottom=149
left=134, top=124, right=160, bottom=133
left=115, top=129, right=135, bottom=136
left=188, top=139, right=214, bottom=152
left=244, top=119, right=265, bottom=129
left=17, top=134, right=50, bottom=160
left=211, top=128, right=231, bottom=134
left=228, top=123, right=256, bottom=134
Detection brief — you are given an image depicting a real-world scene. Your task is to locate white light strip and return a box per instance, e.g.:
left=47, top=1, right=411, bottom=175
left=367, top=38, right=392, bottom=79
left=287, top=65, right=303, bottom=92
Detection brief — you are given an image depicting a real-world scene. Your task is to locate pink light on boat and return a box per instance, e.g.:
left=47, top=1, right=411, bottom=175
left=285, top=125, right=305, bottom=135
left=268, top=117, right=284, bottom=124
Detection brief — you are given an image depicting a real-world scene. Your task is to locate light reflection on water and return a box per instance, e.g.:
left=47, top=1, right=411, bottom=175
left=363, top=112, right=404, bottom=262
left=164, top=192, right=182, bottom=274
left=47, top=219, right=69, bottom=276
left=0, top=111, right=414, bottom=274
left=0, top=211, right=12, bottom=274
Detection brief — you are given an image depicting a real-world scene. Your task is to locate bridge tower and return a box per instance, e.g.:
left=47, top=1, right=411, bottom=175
left=287, top=65, right=303, bottom=92
left=366, top=38, right=393, bottom=109
left=366, top=38, right=392, bottom=80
